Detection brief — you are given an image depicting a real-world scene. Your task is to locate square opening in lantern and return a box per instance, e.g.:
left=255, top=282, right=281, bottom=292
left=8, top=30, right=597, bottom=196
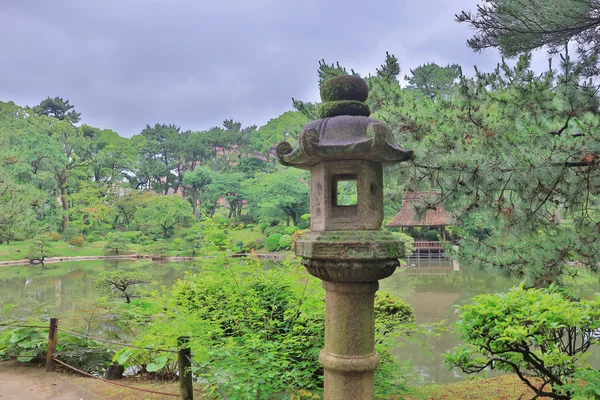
left=333, top=174, right=358, bottom=207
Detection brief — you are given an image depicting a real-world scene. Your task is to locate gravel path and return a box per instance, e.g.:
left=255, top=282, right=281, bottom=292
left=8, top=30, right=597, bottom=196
left=0, top=361, right=106, bottom=400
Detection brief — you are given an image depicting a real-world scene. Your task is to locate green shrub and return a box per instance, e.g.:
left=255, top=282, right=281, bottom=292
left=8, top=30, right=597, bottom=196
left=266, top=234, right=282, bottom=251
left=123, top=231, right=146, bottom=244
left=69, top=236, right=85, bottom=247
left=445, top=285, right=600, bottom=399
left=230, top=240, right=243, bottom=253
left=423, top=229, right=439, bottom=241
left=104, top=232, right=130, bottom=255
left=265, top=225, right=286, bottom=237
left=44, top=232, right=60, bottom=242
left=374, top=292, right=415, bottom=340
left=206, top=231, right=229, bottom=250
left=61, top=227, right=81, bottom=242
left=85, top=233, right=99, bottom=243
left=285, top=226, right=299, bottom=235
left=258, top=221, right=268, bottom=232
left=121, top=259, right=413, bottom=397
left=172, top=238, right=184, bottom=252
left=279, top=234, right=293, bottom=250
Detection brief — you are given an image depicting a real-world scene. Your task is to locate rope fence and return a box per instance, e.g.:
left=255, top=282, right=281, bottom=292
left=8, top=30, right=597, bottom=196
left=1, top=317, right=196, bottom=400
left=0, top=323, right=48, bottom=329
left=56, top=327, right=178, bottom=354
left=52, top=357, right=180, bottom=397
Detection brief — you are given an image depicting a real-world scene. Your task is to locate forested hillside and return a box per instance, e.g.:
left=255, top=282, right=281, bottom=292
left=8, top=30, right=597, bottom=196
left=2, top=48, right=600, bottom=286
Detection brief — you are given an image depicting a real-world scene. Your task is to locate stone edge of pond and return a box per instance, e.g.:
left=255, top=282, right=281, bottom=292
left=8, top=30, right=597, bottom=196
left=0, top=252, right=292, bottom=267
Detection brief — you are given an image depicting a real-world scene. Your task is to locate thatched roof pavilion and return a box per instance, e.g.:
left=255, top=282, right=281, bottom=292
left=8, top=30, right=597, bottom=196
left=387, top=191, right=453, bottom=240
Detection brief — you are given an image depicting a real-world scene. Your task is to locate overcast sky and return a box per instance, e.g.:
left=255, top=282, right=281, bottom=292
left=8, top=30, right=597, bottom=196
left=0, top=0, right=550, bottom=137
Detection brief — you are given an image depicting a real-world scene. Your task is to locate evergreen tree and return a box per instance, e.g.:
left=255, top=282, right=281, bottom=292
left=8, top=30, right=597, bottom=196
left=457, top=0, right=600, bottom=72
left=405, top=63, right=461, bottom=100
left=33, top=96, right=81, bottom=124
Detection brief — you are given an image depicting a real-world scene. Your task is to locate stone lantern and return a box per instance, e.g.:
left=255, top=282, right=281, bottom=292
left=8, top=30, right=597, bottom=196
left=277, top=75, right=413, bottom=399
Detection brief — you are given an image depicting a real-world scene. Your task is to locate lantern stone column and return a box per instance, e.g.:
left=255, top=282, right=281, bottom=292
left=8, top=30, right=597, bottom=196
left=277, top=75, right=412, bottom=399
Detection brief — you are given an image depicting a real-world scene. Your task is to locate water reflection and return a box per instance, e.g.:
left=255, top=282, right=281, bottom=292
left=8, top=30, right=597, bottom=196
left=2, top=258, right=599, bottom=385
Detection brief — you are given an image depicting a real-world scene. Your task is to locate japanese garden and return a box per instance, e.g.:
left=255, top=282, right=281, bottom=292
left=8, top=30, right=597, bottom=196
left=2, top=1, right=600, bottom=399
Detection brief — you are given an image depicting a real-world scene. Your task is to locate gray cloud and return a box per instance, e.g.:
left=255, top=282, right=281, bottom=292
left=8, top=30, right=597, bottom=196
left=1, top=0, right=508, bottom=137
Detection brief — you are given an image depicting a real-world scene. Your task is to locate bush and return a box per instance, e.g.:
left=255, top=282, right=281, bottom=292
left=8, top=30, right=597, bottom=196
left=69, top=236, right=85, bottom=247
left=264, top=225, right=286, bottom=237
left=258, top=222, right=268, bottom=233
left=172, top=238, right=184, bottom=252
left=284, top=226, right=299, bottom=235
left=85, top=233, right=99, bottom=243
left=123, top=231, right=146, bottom=244
left=278, top=234, right=293, bottom=250
left=254, top=238, right=264, bottom=250
left=265, top=234, right=282, bottom=251
left=230, top=240, right=244, bottom=253
left=61, top=227, right=81, bottom=242
left=122, top=259, right=413, bottom=397
left=44, top=232, right=60, bottom=242
left=374, top=292, right=415, bottom=340
left=423, top=229, right=439, bottom=241
left=445, top=285, right=600, bottom=399
left=206, top=231, right=229, bottom=250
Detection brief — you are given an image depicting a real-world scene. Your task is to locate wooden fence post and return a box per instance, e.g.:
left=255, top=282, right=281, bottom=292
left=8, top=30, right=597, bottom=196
left=45, top=317, right=58, bottom=372
left=178, top=336, right=193, bottom=400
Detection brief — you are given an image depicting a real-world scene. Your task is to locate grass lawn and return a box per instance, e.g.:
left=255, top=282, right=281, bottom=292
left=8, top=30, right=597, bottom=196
left=0, top=240, right=143, bottom=262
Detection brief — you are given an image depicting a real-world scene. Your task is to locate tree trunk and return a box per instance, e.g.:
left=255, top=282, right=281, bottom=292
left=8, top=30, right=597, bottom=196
left=61, top=186, right=69, bottom=232
left=105, top=364, right=124, bottom=380
left=192, top=193, right=198, bottom=219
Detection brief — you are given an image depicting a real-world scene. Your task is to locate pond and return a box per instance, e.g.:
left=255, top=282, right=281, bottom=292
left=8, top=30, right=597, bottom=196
left=1, top=257, right=599, bottom=385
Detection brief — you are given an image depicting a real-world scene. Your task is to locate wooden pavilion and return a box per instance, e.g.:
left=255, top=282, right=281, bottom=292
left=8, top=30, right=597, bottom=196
left=387, top=191, right=453, bottom=258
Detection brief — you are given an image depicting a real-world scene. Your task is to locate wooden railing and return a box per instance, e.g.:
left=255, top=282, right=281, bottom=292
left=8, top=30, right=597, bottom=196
left=413, top=241, right=443, bottom=248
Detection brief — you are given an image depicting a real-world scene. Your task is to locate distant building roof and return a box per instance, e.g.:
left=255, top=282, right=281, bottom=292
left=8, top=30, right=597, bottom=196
left=387, top=191, right=453, bottom=227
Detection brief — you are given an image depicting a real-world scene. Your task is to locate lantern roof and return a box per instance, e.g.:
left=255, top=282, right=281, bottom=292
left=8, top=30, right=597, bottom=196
left=276, top=75, right=413, bottom=169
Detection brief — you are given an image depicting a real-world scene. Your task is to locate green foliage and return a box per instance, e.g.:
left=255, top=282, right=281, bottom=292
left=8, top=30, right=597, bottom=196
left=278, top=234, right=293, bottom=250
left=446, top=285, right=600, bottom=399
left=104, top=232, right=130, bottom=255
left=112, top=258, right=413, bottom=398
left=0, top=326, right=48, bottom=362
left=135, top=195, right=194, bottom=239
left=456, top=0, right=600, bottom=69
left=143, top=240, right=172, bottom=258
left=266, top=233, right=282, bottom=252
left=32, top=96, right=81, bottom=124
left=45, top=232, right=60, bottom=241
left=405, top=63, right=461, bottom=100
left=28, top=235, right=53, bottom=261
left=94, top=271, right=151, bottom=303
left=68, top=236, right=85, bottom=247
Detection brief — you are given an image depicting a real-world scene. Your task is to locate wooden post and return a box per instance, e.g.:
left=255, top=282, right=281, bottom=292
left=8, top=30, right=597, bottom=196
left=45, top=317, right=58, bottom=372
left=178, top=336, right=193, bottom=400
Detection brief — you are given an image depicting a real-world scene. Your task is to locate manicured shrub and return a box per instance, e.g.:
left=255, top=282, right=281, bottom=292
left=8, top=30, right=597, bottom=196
left=423, top=229, right=439, bottom=241
left=123, top=231, right=146, bottom=244
left=61, top=227, right=81, bottom=242
left=44, top=232, right=60, bottom=242
left=445, top=285, right=600, bottom=399
left=284, top=226, right=299, bottom=235
left=265, top=234, right=282, bottom=251
left=69, top=236, right=85, bottom=247
left=278, top=234, right=293, bottom=250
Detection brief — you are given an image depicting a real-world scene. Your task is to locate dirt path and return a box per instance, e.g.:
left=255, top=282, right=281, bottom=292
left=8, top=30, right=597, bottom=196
left=0, top=361, right=106, bottom=400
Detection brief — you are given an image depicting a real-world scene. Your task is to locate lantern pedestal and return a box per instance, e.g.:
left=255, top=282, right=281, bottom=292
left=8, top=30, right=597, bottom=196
left=296, top=231, right=402, bottom=399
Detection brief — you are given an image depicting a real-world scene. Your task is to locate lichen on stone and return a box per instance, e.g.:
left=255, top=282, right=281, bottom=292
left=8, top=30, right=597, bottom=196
left=319, top=101, right=370, bottom=118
